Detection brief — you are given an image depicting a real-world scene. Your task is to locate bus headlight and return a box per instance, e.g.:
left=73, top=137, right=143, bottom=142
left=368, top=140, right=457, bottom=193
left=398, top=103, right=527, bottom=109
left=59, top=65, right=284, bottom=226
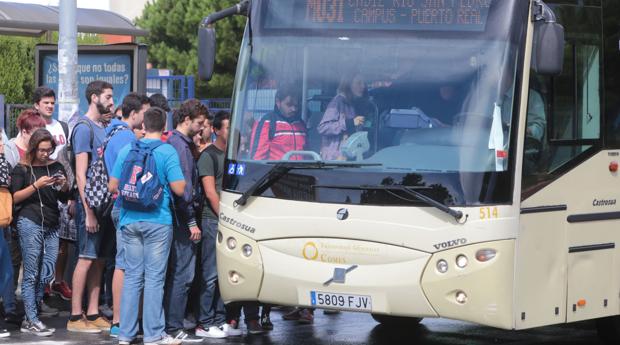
left=475, top=248, right=497, bottom=262
left=456, top=254, right=468, bottom=268
left=242, top=244, right=253, bottom=257
left=436, top=259, right=449, bottom=273
left=226, top=237, right=237, bottom=250
left=455, top=291, right=468, bottom=304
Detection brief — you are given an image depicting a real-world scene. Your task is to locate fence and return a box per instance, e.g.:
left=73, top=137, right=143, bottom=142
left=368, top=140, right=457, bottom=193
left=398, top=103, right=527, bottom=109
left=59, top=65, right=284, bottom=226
left=4, top=103, right=31, bottom=139
left=146, top=75, right=195, bottom=110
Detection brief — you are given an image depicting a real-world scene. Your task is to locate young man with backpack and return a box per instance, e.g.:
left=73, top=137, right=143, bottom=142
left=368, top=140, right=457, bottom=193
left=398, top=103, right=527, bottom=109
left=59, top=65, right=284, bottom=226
left=32, top=86, right=74, bottom=303
left=103, top=93, right=150, bottom=337
left=163, top=99, right=206, bottom=342
left=67, top=80, right=114, bottom=334
left=109, top=107, right=186, bottom=345
left=197, top=111, right=263, bottom=335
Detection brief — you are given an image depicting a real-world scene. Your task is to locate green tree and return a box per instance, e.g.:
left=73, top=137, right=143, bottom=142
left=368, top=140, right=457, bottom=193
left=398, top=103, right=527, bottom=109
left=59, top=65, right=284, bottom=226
left=136, top=0, right=245, bottom=98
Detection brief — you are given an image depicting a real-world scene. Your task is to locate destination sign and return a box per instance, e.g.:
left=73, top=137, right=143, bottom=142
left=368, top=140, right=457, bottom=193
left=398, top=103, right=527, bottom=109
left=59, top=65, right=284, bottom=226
left=263, top=0, right=493, bottom=32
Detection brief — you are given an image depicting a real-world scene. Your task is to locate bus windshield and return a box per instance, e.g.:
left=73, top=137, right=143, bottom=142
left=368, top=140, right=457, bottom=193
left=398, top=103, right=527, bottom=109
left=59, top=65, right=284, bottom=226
left=225, top=0, right=529, bottom=206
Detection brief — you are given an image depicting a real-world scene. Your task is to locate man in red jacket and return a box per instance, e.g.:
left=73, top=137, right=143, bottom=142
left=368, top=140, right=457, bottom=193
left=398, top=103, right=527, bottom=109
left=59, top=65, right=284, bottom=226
left=249, top=85, right=306, bottom=160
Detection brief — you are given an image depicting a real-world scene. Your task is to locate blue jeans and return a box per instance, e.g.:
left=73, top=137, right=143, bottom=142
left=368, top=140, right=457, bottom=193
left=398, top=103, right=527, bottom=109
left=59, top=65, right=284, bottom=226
left=17, top=217, right=59, bottom=323
left=0, top=228, right=13, bottom=304
left=0, top=228, right=16, bottom=314
left=198, top=218, right=226, bottom=327
left=119, top=222, right=172, bottom=343
left=163, top=223, right=196, bottom=332
left=111, top=206, right=125, bottom=270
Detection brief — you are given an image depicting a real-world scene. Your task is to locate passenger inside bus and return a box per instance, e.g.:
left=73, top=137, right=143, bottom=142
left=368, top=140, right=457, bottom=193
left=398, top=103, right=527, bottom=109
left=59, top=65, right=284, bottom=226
left=317, top=72, right=376, bottom=161
left=249, top=84, right=307, bottom=160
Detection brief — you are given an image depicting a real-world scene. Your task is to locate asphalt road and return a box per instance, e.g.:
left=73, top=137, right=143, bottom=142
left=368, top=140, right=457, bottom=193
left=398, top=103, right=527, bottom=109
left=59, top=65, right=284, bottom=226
left=1, top=305, right=608, bottom=345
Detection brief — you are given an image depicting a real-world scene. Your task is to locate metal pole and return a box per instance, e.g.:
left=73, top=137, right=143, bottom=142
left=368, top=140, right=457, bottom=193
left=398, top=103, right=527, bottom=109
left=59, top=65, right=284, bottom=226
left=58, top=0, right=79, bottom=125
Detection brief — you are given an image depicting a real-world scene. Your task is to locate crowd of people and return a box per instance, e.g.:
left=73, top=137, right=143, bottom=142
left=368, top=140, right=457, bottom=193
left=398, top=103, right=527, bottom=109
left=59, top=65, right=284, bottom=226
left=0, top=80, right=320, bottom=345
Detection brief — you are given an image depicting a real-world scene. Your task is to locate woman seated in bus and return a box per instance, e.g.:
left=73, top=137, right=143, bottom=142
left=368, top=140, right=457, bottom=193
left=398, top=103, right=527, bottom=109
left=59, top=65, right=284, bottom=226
left=317, top=72, right=374, bottom=160
left=249, top=84, right=307, bottom=160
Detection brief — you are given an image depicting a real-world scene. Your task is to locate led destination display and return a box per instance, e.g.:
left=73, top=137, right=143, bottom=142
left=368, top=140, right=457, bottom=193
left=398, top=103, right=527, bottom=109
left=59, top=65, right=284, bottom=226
left=264, top=0, right=492, bottom=31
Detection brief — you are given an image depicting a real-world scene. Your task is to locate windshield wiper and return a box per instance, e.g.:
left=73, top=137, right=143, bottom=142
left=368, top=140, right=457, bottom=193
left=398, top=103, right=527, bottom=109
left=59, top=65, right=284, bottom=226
left=314, top=184, right=465, bottom=222
left=234, top=160, right=381, bottom=207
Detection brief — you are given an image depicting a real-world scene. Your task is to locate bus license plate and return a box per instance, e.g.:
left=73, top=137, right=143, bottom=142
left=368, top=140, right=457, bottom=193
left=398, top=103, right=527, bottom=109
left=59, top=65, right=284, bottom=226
left=310, top=291, right=372, bottom=311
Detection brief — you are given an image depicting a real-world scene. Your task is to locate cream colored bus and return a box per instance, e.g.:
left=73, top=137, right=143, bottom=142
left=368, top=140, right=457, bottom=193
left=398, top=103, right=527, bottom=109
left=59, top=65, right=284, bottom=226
left=198, top=0, right=620, bottom=341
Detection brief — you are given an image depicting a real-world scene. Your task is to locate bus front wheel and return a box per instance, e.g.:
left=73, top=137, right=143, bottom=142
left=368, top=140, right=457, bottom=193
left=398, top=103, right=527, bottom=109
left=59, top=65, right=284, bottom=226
left=597, top=315, right=620, bottom=344
left=371, top=314, right=423, bottom=327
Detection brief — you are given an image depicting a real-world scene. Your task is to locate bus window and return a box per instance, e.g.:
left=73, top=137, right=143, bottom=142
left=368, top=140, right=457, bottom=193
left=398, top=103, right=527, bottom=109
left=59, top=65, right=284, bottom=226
left=522, top=4, right=602, bottom=198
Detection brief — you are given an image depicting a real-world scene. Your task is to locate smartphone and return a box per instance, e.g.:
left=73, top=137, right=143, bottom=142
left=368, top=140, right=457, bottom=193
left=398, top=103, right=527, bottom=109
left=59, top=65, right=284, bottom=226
left=52, top=171, right=64, bottom=179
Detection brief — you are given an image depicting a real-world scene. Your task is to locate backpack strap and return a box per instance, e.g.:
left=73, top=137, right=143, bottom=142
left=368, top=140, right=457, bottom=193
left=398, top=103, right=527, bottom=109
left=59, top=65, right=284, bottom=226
left=59, top=120, right=69, bottom=139
left=69, top=119, right=95, bottom=161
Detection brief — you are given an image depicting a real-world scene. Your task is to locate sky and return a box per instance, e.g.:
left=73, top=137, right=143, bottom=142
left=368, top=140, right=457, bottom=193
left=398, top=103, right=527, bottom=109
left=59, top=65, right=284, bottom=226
left=5, top=0, right=109, bottom=10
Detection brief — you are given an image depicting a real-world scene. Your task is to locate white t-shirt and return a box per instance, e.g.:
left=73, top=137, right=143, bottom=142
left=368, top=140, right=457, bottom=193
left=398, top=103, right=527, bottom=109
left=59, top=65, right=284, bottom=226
left=46, top=119, right=68, bottom=160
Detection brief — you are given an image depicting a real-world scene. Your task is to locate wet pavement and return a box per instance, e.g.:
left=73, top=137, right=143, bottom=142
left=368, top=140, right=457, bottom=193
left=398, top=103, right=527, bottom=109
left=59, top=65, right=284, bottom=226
left=0, top=303, right=607, bottom=345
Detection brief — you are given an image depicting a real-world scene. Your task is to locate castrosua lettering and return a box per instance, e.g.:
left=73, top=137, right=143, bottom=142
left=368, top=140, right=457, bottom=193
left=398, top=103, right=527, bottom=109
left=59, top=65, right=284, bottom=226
left=219, top=213, right=256, bottom=233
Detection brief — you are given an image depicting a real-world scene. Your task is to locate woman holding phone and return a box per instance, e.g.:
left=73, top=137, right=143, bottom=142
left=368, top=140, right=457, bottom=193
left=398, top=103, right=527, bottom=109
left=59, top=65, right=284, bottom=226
left=10, top=128, right=69, bottom=336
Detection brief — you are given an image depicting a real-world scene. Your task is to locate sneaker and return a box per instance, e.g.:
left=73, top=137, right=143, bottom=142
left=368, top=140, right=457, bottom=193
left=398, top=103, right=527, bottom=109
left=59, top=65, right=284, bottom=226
left=282, top=307, right=301, bottom=321
left=67, top=317, right=102, bottom=333
left=220, top=323, right=242, bottom=337
left=246, top=320, right=264, bottom=335
left=144, top=334, right=183, bottom=345
left=169, top=329, right=203, bottom=343
left=261, top=314, right=273, bottom=331
left=0, top=329, right=9, bottom=338
left=4, top=312, right=22, bottom=325
left=297, top=309, right=314, bottom=324
left=119, top=339, right=141, bottom=345
left=20, top=320, right=54, bottom=337
left=51, top=281, right=72, bottom=301
left=110, top=323, right=120, bottom=338
left=99, top=305, right=114, bottom=319
left=44, top=285, right=51, bottom=297
left=38, top=301, right=59, bottom=317
left=195, top=325, right=227, bottom=338
left=89, top=316, right=112, bottom=331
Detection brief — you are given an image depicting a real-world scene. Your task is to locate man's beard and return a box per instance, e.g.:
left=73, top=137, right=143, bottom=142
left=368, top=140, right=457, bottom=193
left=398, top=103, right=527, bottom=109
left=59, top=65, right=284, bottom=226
left=96, top=101, right=111, bottom=115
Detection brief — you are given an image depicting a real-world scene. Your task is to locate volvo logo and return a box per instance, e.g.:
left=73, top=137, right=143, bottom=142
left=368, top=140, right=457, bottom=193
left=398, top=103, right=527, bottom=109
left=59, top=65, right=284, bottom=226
left=336, top=208, right=349, bottom=221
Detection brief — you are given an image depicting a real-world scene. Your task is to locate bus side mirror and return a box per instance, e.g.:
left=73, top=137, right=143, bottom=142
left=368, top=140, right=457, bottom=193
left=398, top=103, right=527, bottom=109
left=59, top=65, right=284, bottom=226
left=532, top=21, right=565, bottom=76
left=198, top=26, right=216, bottom=81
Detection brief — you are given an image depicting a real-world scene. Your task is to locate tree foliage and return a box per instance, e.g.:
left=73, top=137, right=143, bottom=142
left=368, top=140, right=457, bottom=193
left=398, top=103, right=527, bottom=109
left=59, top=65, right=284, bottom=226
left=136, top=0, right=245, bottom=98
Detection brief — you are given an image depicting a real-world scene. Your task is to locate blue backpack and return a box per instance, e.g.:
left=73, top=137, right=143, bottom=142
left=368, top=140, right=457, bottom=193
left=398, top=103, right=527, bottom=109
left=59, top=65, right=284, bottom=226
left=118, top=140, right=165, bottom=211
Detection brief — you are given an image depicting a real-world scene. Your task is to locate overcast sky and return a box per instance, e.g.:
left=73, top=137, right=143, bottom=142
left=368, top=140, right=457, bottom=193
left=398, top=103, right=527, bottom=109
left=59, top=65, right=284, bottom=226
left=6, top=0, right=109, bottom=10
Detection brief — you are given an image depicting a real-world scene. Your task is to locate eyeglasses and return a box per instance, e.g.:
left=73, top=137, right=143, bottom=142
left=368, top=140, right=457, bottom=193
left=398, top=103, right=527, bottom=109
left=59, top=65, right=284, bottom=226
left=37, top=148, right=54, bottom=154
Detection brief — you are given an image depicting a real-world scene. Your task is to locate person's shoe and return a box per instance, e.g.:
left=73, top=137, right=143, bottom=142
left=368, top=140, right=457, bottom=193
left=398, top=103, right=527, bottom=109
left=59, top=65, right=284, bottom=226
left=282, top=307, right=301, bottom=321
left=297, top=309, right=314, bottom=324
left=38, top=301, right=59, bottom=317
left=261, top=314, right=273, bottom=331
left=169, top=329, right=203, bottom=343
left=109, top=323, right=120, bottom=338
left=4, top=312, right=22, bottom=325
left=0, top=328, right=9, bottom=338
left=89, top=316, right=112, bottom=331
left=220, top=322, right=242, bottom=337
left=323, top=309, right=341, bottom=315
left=51, top=281, right=72, bottom=301
left=144, top=334, right=183, bottom=345
left=20, top=320, right=54, bottom=337
left=119, top=339, right=141, bottom=345
left=195, top=325, right=227, bottom=338
left=99, top=304, right=114, bottom=319
left=66, top=317, right=102, bottom=333
left=246, top=320, right=264, bottom=335
left=44, top=285, right=52, bottom=297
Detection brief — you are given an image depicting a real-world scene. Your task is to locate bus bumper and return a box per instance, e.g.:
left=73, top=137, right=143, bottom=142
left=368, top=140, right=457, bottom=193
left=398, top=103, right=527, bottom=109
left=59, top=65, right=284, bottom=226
left=217, top=224, right=514, bottom=327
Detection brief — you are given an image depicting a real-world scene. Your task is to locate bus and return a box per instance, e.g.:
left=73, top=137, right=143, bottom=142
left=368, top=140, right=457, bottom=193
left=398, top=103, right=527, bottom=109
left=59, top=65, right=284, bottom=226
left=198, top=0, right=620, bottom=341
